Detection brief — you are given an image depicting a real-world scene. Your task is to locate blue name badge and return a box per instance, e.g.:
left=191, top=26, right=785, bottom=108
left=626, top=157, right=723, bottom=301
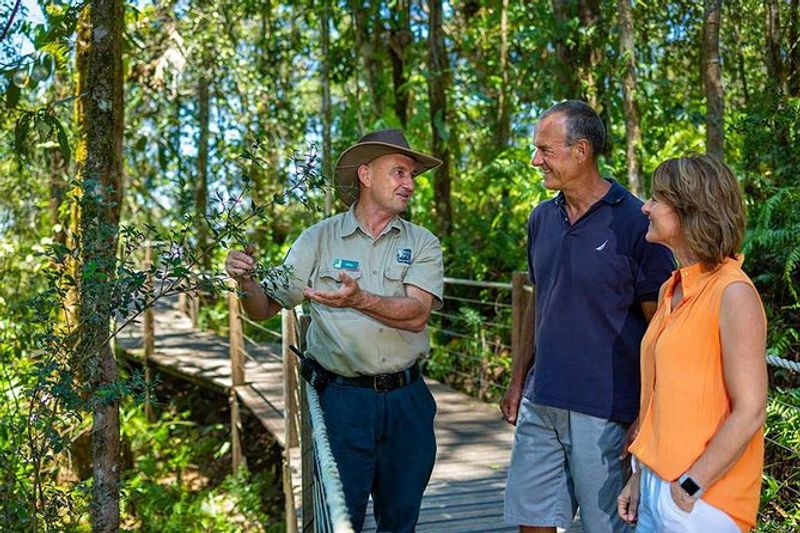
left=333, top=258, right=360, bottom=271
left=396, top=248, right=412, bottom=265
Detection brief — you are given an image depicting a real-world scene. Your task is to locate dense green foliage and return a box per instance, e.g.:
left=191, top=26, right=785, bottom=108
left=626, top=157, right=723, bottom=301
left=1, top=0, right=798, bottom=529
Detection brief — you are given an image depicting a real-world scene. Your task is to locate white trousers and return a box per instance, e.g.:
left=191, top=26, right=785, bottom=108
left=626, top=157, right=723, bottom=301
left=636, top=465, right=740, bottom=533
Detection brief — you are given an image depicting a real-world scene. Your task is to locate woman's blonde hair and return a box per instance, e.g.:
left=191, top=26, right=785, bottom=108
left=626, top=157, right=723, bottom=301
left=651, top=155, right=745, bottom=271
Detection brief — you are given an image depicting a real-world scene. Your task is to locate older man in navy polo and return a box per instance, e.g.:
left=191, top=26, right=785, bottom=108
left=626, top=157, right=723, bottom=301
left=501, top=101, right=674, bottom=533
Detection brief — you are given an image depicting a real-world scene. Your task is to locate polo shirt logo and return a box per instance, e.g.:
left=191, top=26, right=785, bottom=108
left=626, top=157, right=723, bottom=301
left=396, top=248, right=412, bottom=265
left=595, top=239, right=608, bottom=251
left=333, top=258, right=360, bottom=271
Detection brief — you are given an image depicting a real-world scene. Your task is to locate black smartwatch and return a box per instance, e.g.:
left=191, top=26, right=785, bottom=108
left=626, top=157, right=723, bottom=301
left=678, top=473, right=703, bottom=498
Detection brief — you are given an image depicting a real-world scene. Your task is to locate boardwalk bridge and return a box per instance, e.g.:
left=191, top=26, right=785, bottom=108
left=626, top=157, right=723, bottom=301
left=118, top=275, right=539, bottom=532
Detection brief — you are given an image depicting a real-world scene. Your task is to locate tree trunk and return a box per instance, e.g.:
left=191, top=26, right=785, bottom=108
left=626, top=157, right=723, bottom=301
left=765, top=0, right=786, bottom=96
left=253, top=2, right=273, bottom=244
left=351, top=0, right=384, bottom=121
left=492, top=0, right=511, bottom=157
left=618, top=0, right=644, bottom=198
left=49, top=148, right=67, bottom=246
left=551, top=0, right=580, bottom=99
left=789, top=0, right=799, bottom=96
left=321, top=0, right=333, bottom=215
left=75, top=0, right=124, bottom=530
left=389, top=0, right=411, bottom=127
left=730, top=14, right=750, bottom=105
left=702, top=0, right=724, bottom=159
left=578, top=0, right=603, bottom=109
left=196, top=75, right=210, bottom=271
left=428, top=0, right=452, bottom=238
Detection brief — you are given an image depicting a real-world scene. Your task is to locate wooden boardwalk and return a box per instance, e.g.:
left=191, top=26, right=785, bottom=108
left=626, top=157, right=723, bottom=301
left=117, top=300, right=523, bottom=531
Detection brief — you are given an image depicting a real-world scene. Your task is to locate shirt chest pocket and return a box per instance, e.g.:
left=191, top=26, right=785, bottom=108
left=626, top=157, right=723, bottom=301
left=317, top=269, right=362, bottom=291
left=383, top=265, right=408, bottom=297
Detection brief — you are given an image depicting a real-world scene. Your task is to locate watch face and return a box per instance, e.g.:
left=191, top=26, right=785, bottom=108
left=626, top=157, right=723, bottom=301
left=680, top=476, right=701, bottom=496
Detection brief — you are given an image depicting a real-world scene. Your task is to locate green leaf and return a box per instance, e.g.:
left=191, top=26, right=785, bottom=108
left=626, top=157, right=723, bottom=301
left=35, top=115, right=53, bottom=140
left=45, top=115, right=72, bottom=166
left=14, top=113, right=31, bottom=158
left=5, top=82, right=20, bottom=109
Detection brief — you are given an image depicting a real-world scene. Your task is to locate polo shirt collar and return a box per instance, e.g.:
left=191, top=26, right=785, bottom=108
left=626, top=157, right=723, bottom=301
left=602, top=179, right=627, bottom=204
left=341, top=202, right=403, bottom=238
left=670, top=254, right=744, bottom=300
left=553, top=178, right=626, bottom=208
left=341, top=204, right=361, bottom=237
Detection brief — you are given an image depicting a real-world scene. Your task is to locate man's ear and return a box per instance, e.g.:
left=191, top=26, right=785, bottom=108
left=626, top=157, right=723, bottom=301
left=357, top=164, right=371, bottom=188
left=574, top=138, right=591, bottom=163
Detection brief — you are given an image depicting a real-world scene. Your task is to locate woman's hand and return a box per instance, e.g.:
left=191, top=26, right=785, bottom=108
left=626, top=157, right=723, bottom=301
left=669, top=480, right=698, bottom=513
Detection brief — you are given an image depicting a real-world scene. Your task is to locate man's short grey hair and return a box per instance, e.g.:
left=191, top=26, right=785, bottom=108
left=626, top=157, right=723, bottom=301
left=540, top=100, right=605, bottom=158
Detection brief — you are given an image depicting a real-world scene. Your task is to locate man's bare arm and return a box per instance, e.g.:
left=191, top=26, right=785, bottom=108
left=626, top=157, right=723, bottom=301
left=501, top=292, right=535, bottom=425
left=225, top=248, right=282, bottom=320
left=303, top=272, right=434, bottom=333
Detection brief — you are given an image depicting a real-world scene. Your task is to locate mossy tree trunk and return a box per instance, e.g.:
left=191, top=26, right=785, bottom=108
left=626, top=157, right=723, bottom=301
left=702, top=0, right=724, bottom=159
left=618, top=0, right=644, bottom=198
left=74, top=0, right=124, bottom=530
left=428, top=0, right=453, bottom=239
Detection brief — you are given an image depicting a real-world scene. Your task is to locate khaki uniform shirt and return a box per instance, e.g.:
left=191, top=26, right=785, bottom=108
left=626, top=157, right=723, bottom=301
left=264, top=205, right=443, bottom=377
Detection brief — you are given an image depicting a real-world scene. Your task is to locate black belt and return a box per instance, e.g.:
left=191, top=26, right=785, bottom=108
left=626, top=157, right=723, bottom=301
left=331, top=362, right=420, bottom=392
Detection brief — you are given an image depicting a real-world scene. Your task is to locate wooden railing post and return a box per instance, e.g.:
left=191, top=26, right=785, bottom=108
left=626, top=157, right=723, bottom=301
left=282, top=310, right=299, bottom=533
left=511, top=271, right=528, bottom=360
left=227, top=281, right=245, bottom=472
left=190, top=286, right=200, bottom=328
left=295, top=311, right=314, bottom=532
left=300, top=377, right=313, bottom=532
left=143, top=243, right=155, bottom=421
left=282, top=310, right=300, bottom=447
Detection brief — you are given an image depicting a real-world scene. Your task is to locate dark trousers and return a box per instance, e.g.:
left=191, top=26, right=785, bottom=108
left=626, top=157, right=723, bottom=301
left=318, top=376, right=437, bottom=532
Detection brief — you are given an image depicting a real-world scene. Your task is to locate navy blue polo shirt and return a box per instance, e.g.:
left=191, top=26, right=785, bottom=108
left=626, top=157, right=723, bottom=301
left=522, top=179, right=674, bottom=424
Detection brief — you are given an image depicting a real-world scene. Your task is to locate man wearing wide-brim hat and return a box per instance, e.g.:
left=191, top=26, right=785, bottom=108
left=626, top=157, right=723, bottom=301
left=226, top=129, right=444, bottom=532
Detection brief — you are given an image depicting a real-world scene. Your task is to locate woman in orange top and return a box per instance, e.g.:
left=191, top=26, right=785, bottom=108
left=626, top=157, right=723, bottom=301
left=616, top=155, right=767, bottom=532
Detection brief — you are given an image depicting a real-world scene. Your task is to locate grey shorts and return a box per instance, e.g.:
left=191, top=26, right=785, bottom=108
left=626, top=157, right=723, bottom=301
left=503, top=398, right=632, bottom=533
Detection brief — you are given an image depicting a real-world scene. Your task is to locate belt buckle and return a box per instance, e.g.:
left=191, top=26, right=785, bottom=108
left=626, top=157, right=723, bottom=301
left=373, top=374, right=395, bottom=392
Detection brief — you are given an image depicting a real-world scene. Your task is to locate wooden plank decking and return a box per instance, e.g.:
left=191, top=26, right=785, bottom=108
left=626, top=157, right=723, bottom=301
left=117, top=300, right=567, bottom=532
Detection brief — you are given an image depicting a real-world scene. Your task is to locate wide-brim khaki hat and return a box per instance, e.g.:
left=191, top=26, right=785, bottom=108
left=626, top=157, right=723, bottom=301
left=334, top=129, right=442, bottom=205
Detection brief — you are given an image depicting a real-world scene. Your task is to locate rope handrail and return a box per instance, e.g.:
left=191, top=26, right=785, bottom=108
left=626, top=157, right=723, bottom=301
left=444, top=277, right=514, bottom=290
left=305, top=384, right=355, bottom=532
left=766, top=353, right=800, bottom=373
left=239, top=314, right=283, bottom=338
left=444, top=276, right=534, bottom=293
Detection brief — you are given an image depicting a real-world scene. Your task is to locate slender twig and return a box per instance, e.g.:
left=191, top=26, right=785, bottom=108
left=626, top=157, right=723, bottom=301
left=0, top=0, right=22, bottom=42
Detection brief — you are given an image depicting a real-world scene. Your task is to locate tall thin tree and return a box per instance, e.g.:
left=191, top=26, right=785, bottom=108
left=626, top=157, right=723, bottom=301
left=388, top=0, right=412, bottom=127
left=321, top=0, right=333, bottom=215
left=74, top=0, right=124, bottom=529
left=578, top=0, right=604, bottom=110
left=790, top=0, right=800, bottom=96
left=551, top=0, right=580, bottom=99
left=351, top=0, right=384, bottom=121
left=702, top=0, right=724, bottom=159
left=428, top=0, right=452, bottom=238
left=765, top=0, right=786, bottom=96
left=492, top=0, right=511, bottom=157
left=196, top=74, right=210, bottom=272
left=618, top=0, right=644, bottom=198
